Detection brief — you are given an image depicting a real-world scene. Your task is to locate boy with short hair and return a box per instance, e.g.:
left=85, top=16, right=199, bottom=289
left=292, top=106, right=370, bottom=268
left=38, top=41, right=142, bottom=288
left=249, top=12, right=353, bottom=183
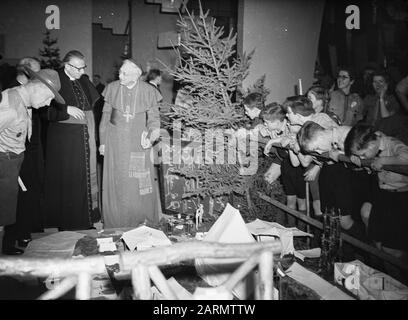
left=298, top=121, right=372, bottom=240
left=243, top=92, right=264, bottom=122
left=261, top=102, right=306, bottom=216
left=344, top=123, right=408, bottom=260
left=283, top=95, right=339, bottom=217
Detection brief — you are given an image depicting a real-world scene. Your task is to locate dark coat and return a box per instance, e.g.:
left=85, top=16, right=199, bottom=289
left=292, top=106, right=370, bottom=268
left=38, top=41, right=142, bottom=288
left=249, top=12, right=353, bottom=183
left=44, top=69, right=101, bottom=230
left=48, top=69, right=101, bottom=121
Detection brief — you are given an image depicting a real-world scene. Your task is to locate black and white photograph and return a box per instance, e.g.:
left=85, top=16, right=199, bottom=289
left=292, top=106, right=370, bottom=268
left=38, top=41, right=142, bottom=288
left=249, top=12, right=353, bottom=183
left=0, top=0, right=408, bottom=305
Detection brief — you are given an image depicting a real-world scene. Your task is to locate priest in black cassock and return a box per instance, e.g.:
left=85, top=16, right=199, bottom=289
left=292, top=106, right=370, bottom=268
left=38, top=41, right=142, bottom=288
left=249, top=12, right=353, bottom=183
left=43, top=50, right=101, bottom=230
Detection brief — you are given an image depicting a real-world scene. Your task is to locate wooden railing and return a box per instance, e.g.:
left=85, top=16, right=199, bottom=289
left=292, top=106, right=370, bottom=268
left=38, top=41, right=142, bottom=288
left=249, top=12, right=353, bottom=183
left=258, top=192, right=408, bottom=273
left=0, top=240, right=281, bottom=300
left=264, top=141, right=408, bottom=176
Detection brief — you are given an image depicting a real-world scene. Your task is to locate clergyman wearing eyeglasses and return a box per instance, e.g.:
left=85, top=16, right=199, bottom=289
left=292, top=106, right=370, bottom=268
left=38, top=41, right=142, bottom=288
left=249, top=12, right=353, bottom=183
left=43, top=50, right=102, bottom=231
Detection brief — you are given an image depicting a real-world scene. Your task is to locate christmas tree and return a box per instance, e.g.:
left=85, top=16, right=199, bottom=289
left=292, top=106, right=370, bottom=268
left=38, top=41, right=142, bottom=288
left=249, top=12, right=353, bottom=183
left=39, top=30, right=62, bottom=69
left=159, top=3, right=263, bottom=217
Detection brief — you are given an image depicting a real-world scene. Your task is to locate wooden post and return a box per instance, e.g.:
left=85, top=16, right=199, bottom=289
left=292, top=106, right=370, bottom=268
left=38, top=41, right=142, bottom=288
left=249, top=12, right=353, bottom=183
left=305, top=181, right=311, bottom=247
left=76, top=272, right=92, bottom=300
left=38, top=276, right=77, bottom=300
left=258, top=250, right=274, bottom=300
left=132, top=264, right=152, bottom=300
left=148, top=265, right=177, bottom=299
left=254, top=268, right=261, bottom=300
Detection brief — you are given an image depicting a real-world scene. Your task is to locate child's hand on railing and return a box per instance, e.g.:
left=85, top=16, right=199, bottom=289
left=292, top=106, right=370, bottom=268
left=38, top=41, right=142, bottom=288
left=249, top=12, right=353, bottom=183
left=264, top=138, right=281, bottom=155
left=349, top=155, right=361, bottom=167
left=371, top=157, right=384, bottom=171
left=304, top=165, right=321, bottom=181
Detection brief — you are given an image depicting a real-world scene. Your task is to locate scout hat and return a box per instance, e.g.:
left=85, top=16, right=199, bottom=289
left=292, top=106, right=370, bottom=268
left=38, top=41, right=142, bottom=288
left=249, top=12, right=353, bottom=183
left=23, top=67, right=65, bottom=104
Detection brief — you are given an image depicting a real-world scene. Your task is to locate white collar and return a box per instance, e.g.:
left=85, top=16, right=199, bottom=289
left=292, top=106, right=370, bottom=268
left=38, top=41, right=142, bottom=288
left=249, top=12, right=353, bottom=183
left=15, top=86, right=31, bottom=107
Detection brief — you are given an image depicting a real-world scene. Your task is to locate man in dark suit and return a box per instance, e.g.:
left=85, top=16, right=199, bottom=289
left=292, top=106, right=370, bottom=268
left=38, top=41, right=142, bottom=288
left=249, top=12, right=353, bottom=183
left=145, top=69, right=162, bottom=94
left=43, top=50, right=101, bottom=231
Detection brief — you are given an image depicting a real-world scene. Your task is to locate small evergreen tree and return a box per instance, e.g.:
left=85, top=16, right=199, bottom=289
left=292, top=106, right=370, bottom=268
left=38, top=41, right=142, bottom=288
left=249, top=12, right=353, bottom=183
left=159, top=3, right=262, bottom=217
left=39, top=30, right=62, bottom=69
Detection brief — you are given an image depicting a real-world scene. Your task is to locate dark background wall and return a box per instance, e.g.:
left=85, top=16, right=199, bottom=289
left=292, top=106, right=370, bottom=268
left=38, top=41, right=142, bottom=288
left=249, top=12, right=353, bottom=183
left=92, top=23, right=128, bottom=84
left=318, top=0, right=408, bottom=82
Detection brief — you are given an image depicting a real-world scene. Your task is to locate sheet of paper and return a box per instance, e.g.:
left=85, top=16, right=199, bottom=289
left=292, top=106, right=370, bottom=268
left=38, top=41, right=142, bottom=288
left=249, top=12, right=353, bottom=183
left=287, top=262, right=354, bottom=300
left=294, top=248, right=321, bottom=261
left=96, top=237, right=113, bottom=245
left=121, top=225, right=171, bottom=251
left=195, top=203, right=256, bottom=300
left=23, top=231, right=85, bottom=259
left=246, top=218, right=313, bottom=238
left=98, top=242, right=117, bottom=252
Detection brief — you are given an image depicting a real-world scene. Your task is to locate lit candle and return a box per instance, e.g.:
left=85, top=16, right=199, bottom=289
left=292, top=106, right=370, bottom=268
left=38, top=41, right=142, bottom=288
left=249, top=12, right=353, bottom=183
left=298, top=78, right=303, bottom=95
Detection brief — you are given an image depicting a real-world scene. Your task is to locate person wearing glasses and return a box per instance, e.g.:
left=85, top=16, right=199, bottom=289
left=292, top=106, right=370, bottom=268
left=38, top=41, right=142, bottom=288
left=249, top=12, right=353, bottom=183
left=43, top=50, right=101, bottom=231
left=328, top=67, right=364, bottom=126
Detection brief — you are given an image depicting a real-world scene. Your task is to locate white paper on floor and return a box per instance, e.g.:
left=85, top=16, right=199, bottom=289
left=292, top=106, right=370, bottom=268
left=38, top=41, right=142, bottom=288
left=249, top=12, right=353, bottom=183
left=246, top=219, right=313, bottom=257
left=195, top=203, right=256, bottom=300
left=294, top=248, right=321, bottom=261
left=151, top=277, right=193, bottom=300
left=121, top=225, right=171, bottom=251
left=246, top=218, right=313, bottom=238
left=287, top=262, right=354, bottom=300
left=23, top=231, right=85, bottom=259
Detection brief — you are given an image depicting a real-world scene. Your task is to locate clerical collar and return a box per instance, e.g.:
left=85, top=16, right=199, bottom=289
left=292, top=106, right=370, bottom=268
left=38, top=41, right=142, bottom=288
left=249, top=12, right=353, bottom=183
left=64, top=68, right=76, bottom=81
left=149, top=81, right=158, bottom=88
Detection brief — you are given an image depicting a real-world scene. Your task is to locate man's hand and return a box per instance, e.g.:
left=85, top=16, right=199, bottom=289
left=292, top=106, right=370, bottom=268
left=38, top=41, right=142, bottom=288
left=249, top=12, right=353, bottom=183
left=149, top=128, right=161, bottom=144
left=371, top=157, right=384, bottom=171
left=141, top=131, right=152, bottom=149
left=99, top=144, right=105, bottom=156
left=304, top=165, right=321, bottom=181
left=67, top=106, right=85, bottom=120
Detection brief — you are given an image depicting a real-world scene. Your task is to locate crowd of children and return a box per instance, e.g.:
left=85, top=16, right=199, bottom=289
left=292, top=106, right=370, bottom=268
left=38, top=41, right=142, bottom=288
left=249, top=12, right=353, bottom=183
left=250, top=67, right=408, bottom=262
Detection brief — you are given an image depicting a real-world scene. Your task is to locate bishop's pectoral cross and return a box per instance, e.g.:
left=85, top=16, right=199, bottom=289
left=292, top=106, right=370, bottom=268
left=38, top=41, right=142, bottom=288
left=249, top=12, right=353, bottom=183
left=123, top=105, right=134, bottom=123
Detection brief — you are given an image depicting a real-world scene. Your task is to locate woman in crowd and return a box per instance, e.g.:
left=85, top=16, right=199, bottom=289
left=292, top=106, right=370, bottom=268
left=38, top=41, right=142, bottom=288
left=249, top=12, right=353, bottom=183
left=328, top=67, right=364, bottom=126
left=363, top=70, right=408, bottom=145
